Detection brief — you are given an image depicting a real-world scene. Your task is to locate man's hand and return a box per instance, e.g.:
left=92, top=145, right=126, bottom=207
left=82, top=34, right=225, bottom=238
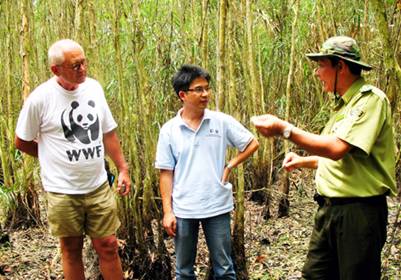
left=117, top=169, right=131, bottom=196
left=221, top=166, right=231, bottom=183
left=220, top=138, right=259, bottom=184
left=163, top=212, right=177, bottom=237
left=251, top=114, right=287, bottom=137
left=282, top=152, right=319, bottom=171
left=103, top=130, right=131, bottom=196
left=282, top=152, right=304, bottom=171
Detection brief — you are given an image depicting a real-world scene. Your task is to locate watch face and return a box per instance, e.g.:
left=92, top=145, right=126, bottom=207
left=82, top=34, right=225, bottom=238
left=283, top=125, right=293, bottom=138
left=283, top=130, right=290, bottom=138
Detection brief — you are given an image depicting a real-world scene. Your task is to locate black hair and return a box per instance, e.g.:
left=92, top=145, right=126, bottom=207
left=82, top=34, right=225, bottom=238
left=172, top=64, right=211, bottom=98
left=328, top=57, right=362, bottom=76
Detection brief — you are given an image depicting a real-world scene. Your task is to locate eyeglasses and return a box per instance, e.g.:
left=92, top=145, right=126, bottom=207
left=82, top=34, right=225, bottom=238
left=186, top=86, right=211, bottom=94
left=59, top=60, right=88, bottom=71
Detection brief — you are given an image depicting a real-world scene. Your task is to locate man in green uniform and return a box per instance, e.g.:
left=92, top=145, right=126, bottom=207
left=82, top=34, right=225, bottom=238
left=251, top=36, right=397, bottom=279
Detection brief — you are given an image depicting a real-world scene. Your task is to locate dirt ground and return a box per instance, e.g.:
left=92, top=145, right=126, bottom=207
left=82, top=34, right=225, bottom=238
left=1, top=178, right=400, bottom=280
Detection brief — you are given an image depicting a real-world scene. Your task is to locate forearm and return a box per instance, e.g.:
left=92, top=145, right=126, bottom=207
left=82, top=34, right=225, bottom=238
left=103, top=130, right=128, bottom=172
left=159, top=170, right=174, bottom=215
left=251, top=114, right=350, bottom=160
left=227, top=138, right=259, bottom=168
left=15, top=136, right=38, bottom=157
left=289, top=127, right=350, bottom=160
left=300, top=155, right=320, bottom=169
left=161, top=187, right=173, bottom=215
left=282, top=152, right=320, bottom=171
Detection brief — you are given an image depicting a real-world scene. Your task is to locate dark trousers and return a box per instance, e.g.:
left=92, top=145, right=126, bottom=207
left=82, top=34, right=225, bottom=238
left=174, top=213, right=236, bottom=280
left=302, top=195, right=388, bottom=280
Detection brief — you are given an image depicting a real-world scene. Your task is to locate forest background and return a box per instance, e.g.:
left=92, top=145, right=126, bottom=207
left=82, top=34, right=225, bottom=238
left=0, top=0, right=400, bottom=279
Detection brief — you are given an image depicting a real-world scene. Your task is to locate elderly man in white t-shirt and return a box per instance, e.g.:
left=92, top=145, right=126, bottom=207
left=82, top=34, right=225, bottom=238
left=15, top=39, right=130, bottom=280
left=155, top=64, right=259, bottom=279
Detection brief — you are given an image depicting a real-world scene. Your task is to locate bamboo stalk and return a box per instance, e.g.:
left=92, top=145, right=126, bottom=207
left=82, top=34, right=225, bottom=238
left=88, top=0, right=99, bottom=79
left=216, top=0, right=228, bottom=111
left=200, top=0, right=209, bottom=69
left=370, top=0, right=401, bottom=104
left=73, top=0, right=82, bottom=41
left=245, top=0, right=259, bottom=113
left=278, top=0, right=299, bottom=217
left=316, top=0, right=327, bottom=44
left=21, top=0, right=30, bottom=100
left=1, top=0, right=16, bottom=191
left=363, top=0, right=369, bottom=42
left=233, top=164, right=248, bottom=280
left=227, top=5, right=248, bottom=278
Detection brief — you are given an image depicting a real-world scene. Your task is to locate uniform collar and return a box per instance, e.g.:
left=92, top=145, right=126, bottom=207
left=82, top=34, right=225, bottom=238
left=341, top=77, right=365, bottom=104
left=332, top=77, right=365, bottom=110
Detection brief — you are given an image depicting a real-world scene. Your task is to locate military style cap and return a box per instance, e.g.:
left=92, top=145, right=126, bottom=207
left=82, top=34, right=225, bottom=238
left=306, top=36, right=372, bottom=71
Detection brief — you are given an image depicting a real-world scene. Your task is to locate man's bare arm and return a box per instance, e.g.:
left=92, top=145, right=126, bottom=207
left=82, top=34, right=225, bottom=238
left=15, top=136, right=38, bottom=157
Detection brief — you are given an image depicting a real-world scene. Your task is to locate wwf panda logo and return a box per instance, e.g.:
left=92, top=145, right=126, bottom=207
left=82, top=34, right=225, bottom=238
left=61, top=100, right=100, bottom=144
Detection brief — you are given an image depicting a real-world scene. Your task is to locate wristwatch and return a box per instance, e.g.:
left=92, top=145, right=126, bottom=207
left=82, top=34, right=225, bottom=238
left=282, top=123, right=294, bottom=139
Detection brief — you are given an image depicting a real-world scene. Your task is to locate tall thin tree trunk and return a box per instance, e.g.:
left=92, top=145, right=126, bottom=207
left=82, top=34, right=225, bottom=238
left=21, top=0, right=30, bottom=100
left=1, top=0, right=14, bottom=189
left=112, top=0, right=126, bottom=108
left=363, top=0, right=369, bottom=42
left=233, top=163, right=248, bottom=280
left=216, top=0, right=227, bottom=111
left=6, top=0, right=42, bottom=229
left=245, top=0, right=259, bottom=113
left=200, top=0, right=209, bottom=69
left=278, top=0, right=299, bottom=217
left=88, top=0, right=99, bottom=79
left=370, top=0, right=401, bottom=106
left=227, top=4, right=248, bottom=279
left=73, top=0, right=82, bottom=41
left=316, top=0, right=327, bottom=44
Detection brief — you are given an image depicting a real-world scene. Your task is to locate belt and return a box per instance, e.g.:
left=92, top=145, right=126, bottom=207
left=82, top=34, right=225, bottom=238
left=313, top=193, right=386, bottom=207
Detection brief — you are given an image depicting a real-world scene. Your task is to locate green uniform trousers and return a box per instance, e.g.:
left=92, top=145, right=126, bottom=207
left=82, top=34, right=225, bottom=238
left=302, top=195, right=387, bottom=280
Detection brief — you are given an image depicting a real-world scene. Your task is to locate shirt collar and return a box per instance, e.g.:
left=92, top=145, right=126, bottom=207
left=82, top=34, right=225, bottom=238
left=176, top=108, right=211, bottom=128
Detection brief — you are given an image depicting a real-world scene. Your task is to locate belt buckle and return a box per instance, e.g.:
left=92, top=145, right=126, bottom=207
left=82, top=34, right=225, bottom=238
left=323, top=197, right=331, bottom=206
left=314, top=194, right=326, bottom=207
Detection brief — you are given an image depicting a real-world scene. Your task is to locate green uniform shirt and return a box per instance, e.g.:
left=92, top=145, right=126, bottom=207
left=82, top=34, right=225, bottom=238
left=316, top=78, right=396, bottom=197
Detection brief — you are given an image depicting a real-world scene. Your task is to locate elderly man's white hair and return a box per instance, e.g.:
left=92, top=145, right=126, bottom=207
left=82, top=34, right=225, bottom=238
left=48, top=39, right=84, bottom=66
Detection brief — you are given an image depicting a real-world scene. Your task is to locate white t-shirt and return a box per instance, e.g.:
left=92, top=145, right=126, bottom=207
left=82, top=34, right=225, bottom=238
left=16, top=77, right=117, bottom=194
left=155, top=109, right=254, bottom=218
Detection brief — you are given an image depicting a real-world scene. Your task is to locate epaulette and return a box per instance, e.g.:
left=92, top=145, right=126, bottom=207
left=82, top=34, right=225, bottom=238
left=359, top=84, right=386, bottom=100
left=359, top=85, right=373, bottom=93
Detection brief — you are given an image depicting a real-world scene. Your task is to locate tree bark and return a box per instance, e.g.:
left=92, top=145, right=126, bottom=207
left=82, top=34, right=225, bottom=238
left=278, top=0, right=299, bottom=217
left=227, top=3, right=248, bottom=279
left=245, top=0, right=260, bottom=112
left=233, top=164, right=248, bottom=280
left=73, top=0, right=83, bottom=41
left=200, top=0, right=209, bottom=69
left=21, top=0, right=30, bottom=100
left=370, top=0, right=401, bottom=105
left=216, top=0, right=228, bottom=111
